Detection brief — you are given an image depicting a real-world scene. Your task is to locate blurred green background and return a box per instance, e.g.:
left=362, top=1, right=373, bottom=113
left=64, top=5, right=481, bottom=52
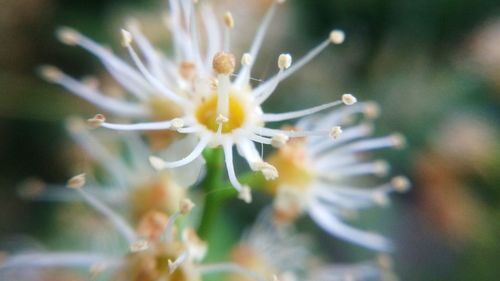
left=1, top=0, right=500, bottom=280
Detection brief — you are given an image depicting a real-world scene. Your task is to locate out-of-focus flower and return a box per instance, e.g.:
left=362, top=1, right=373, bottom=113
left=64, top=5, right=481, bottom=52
left=18, top=117, right=204, bottom=221
left=231, top=210, right=393, bottom=281
left=1, top=182, right=268, bottom=281
left=39, top=0, right=354, bottom=200
left=263, top=103, right=410, bottom=251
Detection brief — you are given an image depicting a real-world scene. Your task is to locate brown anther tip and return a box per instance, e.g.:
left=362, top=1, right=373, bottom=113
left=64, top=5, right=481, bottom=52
left=212, top=51, right=236, bottom=75
left=87, top=114, right=106, bottom=129
left=180, top=198, right=195, bottom=215
left=38, top=65, right=63, bottom=82
left=67, top=173, right=86, bottom=189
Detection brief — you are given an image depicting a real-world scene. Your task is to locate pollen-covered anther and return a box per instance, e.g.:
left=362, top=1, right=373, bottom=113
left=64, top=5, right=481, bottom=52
left=241, top=53, right=253, bottom=66
left=238, top=186, right=252, bottom=204
left=129, top=239, right=149, bottom=252
left=329, top=126, right=343, bottom=139
left=120, top=29, right=133, bottom=47
left=224, top=11, right=234, bottom=29
left=67, top=173, right=86, bottom=189
left=391, top=133, right=406, bottom=149
left=171, top=118, right=185, bottom=130
left=56, top=27, right=80, bottom=45
left=278, top=53, right=292, bottom=70
left=38, top=65, right=63, bottom=82
left=342, top=93, right=357, bottom=105
left=149, top=156, right=166, bottom=171
left=87, top=114, right=106, bottom=129
left=271, top=133, right=290, bottom=148
left=391, top=176, right=411, bottom=192
left=329, top=29, right=346, bottom=44
left=212, top=51, right=236, bottom=75
left=216, top=114, right=229, bottom=124
left=180, top=198, right=195, bottom=215
left=252, top=162, right=279, bottom=180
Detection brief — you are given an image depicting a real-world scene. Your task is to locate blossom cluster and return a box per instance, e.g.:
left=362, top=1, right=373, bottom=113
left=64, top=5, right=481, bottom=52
left=1, top=0, right=409, bottom=280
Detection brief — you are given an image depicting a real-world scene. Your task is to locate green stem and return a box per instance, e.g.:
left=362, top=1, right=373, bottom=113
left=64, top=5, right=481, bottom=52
left=196, top=148, right=267, bottom=239
left=197, top=148, right=224, bottom=240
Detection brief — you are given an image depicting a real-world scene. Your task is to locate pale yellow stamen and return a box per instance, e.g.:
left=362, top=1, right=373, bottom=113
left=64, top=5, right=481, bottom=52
left=67, top=173, right=86, bottom=189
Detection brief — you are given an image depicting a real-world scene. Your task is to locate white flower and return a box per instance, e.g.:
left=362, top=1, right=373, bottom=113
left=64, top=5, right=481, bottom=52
left=265, top=102, right=411, bottom=252
left=1, top=183, right=272, bottom=281
left=18, top=117, right=204, bottom=220
left=232, top=209, right=391, bottom=281
left=39, top=0, right=353, bottom=200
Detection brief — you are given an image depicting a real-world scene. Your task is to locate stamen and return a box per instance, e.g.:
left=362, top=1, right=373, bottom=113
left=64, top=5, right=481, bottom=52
left=222, top=141, right=244, bottom=191
left=391, top=176, right=411, bottom=192
left=238, top=186, right=253, bottom=204
left=99, top=119, right=175, bottom=131
left=254, top=53, right=291, bottom=104
left=168, top=251, right=189, bottom=274
left=56, top=27, right=153, bottom=99
left=271, top=133, right=289, bottom=148
left=66, top=176, right=136, bottom=243
left=121, top=29, right=189, bottom=105
left=329, top=29, right=346, bottom=44
left=180, top=198, right=196, bottom=214
left=330, top=126, right=343, bottom=139
left=148, top=135, right=210, bottom=169
left=39, top=67, right=148, bottom=117
left=223, top=11, right=234, bottom=51
left=342, top=94, right=357, bottom=105
left=241, top=53, right=253, bottom=66
left=235, top=0, right=279, bottom=87
left=262, top=100, right=344, bottom=122
left=251, top=162, right=279, bottom=180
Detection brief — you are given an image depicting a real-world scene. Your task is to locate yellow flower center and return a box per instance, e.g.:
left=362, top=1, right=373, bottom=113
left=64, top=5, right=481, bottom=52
left=265, top=140, right=314, bottom=194
left=195, top=94, right=246, bottom=133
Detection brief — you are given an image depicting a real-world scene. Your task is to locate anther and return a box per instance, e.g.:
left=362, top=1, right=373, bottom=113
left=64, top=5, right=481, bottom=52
left=238, top=186, right=252, bottom=204
left=252, top=162, right=279, bottom=180
left=87, top=114, right=106, bottom=129
left=329, top=29, right=346, bottom=44
left=224, top=12, right=234, bottom=29
left=342, top=93, right=357, bottom=105
left=67, top=173, right=86, bottom=189
left=149, top=156, right=166, bottom=171
left=241, top=53, right=253, bottom=66
left=391, top=176, right=411, bottom=192
left=271, top=133, right=289, bottom=148
left=120, top=29, right=133, bottom=47
left=278, top=53, right=292, bottom=70
left=329, top=126, right=343, bottom=139
left=56, top=27, right=80, bottom=45
left=180, top=198, right=195, bottom=215
left=171, top=118, right=185, bottom=130
left=129, top=239, right=149, bottom=252
left=213, top=51, right=236, bottom=75
left=391, top=133, right=406, bottom=149
left=38, top=65, right=63, bottom=83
